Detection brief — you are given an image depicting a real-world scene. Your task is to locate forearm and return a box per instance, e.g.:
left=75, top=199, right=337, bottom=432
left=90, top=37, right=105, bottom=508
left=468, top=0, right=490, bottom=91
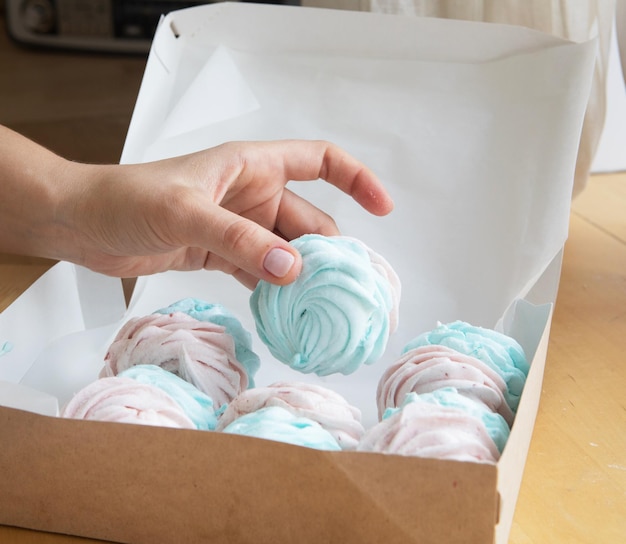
left=0, top=128, right=392, bottom=284
left=0, top=125, right=86, bottom=260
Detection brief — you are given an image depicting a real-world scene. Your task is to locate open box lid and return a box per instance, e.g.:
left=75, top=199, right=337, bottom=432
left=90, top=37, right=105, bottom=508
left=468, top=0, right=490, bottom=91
left=119, top=2, right=594, bottom=331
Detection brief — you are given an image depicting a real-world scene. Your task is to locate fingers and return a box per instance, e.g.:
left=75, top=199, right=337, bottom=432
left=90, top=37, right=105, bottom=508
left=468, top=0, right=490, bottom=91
left=274, top=188, right=340, bottom=240
left=313, top=142, right=395, bottom=217
left=145, top=140, right=393, bottom=287
left=196, top=141, right=394, bottom=287
left=239, top=140, right=394, bottom=217
left=232, top=268, right=262, bottom=290
left=201, top=251, right=260, bottom=290
left=192, top=202, right=303, bottom=285
left=202, top=190, right=340, bottom=288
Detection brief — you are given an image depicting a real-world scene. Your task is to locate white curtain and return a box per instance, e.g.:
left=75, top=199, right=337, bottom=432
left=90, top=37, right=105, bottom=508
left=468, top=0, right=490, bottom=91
left=618, top=0, right=626, bottom=81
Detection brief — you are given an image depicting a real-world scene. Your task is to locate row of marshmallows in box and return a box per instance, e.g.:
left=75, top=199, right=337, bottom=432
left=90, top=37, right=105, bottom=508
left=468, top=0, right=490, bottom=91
left=61, top=234, right=529, bottom=463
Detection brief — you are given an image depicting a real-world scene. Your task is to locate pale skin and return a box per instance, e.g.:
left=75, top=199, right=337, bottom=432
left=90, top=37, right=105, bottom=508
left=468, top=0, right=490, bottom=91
left=0, top=125, right=393, bottom=289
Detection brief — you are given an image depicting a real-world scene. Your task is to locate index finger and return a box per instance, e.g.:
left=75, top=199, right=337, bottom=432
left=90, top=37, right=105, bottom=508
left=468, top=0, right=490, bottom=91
left=248, top=140, right=395, bottom=217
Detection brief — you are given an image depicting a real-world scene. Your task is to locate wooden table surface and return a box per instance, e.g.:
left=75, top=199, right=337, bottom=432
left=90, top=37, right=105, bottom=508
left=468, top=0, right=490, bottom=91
left=0, top=12, right=625, bottom=544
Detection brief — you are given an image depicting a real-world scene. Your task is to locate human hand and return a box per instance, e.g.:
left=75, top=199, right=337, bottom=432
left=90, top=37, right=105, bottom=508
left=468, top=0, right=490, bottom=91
left=53, top=140, right=393, bottom=288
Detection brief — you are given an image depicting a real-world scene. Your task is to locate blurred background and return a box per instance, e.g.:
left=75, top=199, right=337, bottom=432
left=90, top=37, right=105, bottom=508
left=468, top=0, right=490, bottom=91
left=0, top=1, right=303, bottom=164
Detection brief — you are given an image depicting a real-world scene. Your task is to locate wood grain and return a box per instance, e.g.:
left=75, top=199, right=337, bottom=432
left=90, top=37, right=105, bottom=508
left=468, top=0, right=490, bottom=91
left=509, top=172, right=626, bottom=544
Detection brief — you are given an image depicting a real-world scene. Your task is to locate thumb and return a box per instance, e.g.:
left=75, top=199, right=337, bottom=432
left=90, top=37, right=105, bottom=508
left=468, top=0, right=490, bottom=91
left=194, top=203, right=302, bottom=285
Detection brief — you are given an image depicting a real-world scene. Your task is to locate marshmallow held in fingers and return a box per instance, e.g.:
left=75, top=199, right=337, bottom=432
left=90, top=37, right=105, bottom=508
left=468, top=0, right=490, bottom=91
left=250, top=234, right=401, bottom=376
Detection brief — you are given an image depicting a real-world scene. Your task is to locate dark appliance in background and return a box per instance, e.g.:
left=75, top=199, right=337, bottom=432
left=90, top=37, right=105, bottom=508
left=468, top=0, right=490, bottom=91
left=5, top=0, right=300, bottom=53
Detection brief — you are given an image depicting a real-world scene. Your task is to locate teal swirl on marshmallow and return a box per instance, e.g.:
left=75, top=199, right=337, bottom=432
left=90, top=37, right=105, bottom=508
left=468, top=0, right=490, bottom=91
left=250, top=234, right=400, bottom=376
left=384, top=389, right=511, bottom=453
left=223, top=406, right=341, bottom=451
left=403, top=321, right=529, bottom=412
left=119, top=364, right=218, bottom=431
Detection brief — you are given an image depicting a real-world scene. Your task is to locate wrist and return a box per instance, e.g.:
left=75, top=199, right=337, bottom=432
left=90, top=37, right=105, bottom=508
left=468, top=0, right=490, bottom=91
left=0, top=126, right=93, bottom=261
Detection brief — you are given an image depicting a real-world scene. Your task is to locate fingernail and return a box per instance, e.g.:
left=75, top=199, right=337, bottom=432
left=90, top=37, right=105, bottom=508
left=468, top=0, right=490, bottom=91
left=263, top=247, right=295, bottom=278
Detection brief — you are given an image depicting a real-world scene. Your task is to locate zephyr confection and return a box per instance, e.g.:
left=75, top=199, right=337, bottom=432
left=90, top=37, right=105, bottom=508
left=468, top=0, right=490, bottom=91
left=376, top=344, right=515, bottom=425
left=155, top=298, right=260, bottom=386
left=222, top=406, right=342, bottom=451
left=358, top=391, right=504, bottom=463
left=403, top=321, right=529, bottom=412
left=216, top=381, right=364, bottom=450
left=250, top=234, right=401, bottom=376
left=61, top=376, right=196, bottom=429
left=119, top=364, right=218, bottom=430
left=101, top=312, right=248, bottom=409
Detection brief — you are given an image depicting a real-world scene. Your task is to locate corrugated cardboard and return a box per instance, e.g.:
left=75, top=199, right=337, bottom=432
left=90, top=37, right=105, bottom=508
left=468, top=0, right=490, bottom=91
left=0, top=4, right=596, bottom=543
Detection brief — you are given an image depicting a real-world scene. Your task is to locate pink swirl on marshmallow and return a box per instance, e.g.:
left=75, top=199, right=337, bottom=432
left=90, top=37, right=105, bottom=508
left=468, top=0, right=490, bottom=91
left=61, top=376, right=195, bottom=429
left=101, top=312, right=248, bottom=408
left=358, top=397, right=500, bottom=463
left=377, top=344, right=514, bottom=426
left=216, top=381, right=364, bottom=450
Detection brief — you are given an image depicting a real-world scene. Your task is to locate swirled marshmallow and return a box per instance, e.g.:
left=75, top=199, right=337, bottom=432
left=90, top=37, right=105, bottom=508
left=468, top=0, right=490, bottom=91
left=403, top=321, right=529, bottom=411
left=61, top=376, right=195, bottom=429
left=155, top=298, right=260, bottom=386
left=250, top=234, right=400, bottom=376
left=222, top=406, right=341, bottom=451
left=119, top=364, right=218, bottom=430
left=216, top=381, right=364, bottom=449
left=101, top=312, right=248, bottom=409
left=358, top=392, right=501, bottom=463
left=377, top=344, right=514, bottom=425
